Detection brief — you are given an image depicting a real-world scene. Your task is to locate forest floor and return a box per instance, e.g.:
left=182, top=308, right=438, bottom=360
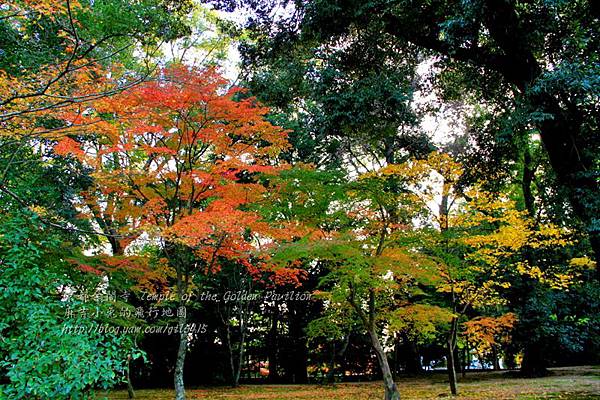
left=103, top=365, right=600, bottom=400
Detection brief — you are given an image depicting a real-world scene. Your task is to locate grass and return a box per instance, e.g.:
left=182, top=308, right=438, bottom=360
left=102, top=366, right=600, bottom=400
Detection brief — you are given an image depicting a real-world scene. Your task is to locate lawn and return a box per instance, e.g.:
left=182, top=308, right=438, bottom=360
left=102, top=366, right=600, bottom=399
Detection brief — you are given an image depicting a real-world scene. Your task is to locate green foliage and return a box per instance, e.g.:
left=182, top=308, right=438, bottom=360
left=0, top=0, right=193, bottom=75
left=237, top=3, right=431, bottom=166
left=0, top=214, right=137, bottom=399
left=257, top=166, right=350, bottom=230
left=388, top=304, right=453, bottom=344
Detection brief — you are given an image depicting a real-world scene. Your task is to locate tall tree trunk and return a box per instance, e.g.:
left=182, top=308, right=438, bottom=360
left=174, top=310, right=187, bottom=400
left=478, top=352, right=486, bottom=370
left=107, top=232, right=136, bottom=397
left=218, top=298, right=239, bottom=387
left=446, top=340, right=458, bottom=396
left=505, top=343, right=518, bottom=370
left=174, top=261, right=187, bottom=400
left=285, top=300, right=309, bottom=384
left=326, top=343, right=337, bottom=384
left=453, top=346, right=461, bottom=376
left=462, top=340, right=469, bottom=377
left=368, top=328, right=401, bottom=400
left=350, top=286, right=401, bottom=400
left=235, top=316, right=246, bottom=386
left=446, top=316, right=459, bottom=396
left=223, top=324, right=237, bottom=387
left=268, top=301, right=280, bottom=382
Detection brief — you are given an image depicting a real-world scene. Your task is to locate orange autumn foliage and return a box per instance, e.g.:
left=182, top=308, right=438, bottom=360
left=464, top=313, right=518, bottom=356
left=57, top=65, right=303, bottom=285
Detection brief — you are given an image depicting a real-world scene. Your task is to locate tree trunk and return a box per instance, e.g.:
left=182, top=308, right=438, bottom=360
left=368, top=329, right=401, bottom=400
left=401, top=336, right=422, bottom=375
left=446, top=341, right=458, bottom=395
left=108, top=228, right=136, bottom=398
left=235, top=319, right=246, bottom=386
left=174, top=260, right=187, bottom=400
left=348, top=283, right=399, bottom=399
left=267, top=302, right=280, bottom=382
left=174, top=310, right=187, bottom=400
left=286, top=301, right=309, bottom=384
left=521, top=343, right=548, bottom=377
left=478, top=352, right=486, bottom=370
left=492, top=347, right=500, bottom=371
left=326, top=343, right=337, bottom=384
left=224, top=324, right=237, bottom=387
left=462, top=340, right=469, bottom=377
left=446, top=317, right=458, bottom=395
left=504, top=345, right=517, bottom=370
left=326, top=333, right=350, bottom=383
left=126, top=359, right=135, bottom=399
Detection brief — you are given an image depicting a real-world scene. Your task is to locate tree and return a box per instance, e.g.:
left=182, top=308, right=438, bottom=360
left=464, top=313, right=517, bottom=370
left=360, top=151, right=498, bottom=394
left=365, top=151, right=594, bottom=390
left=0, top=212, right=140, bottom=399
left=270, top=164, right=445, bottom=400
left=0, top=0, right=205, bottom=256
left=54, top=64, right=299, bottom=399
left=197, top=261, right=255, bottom=387
left=220, top=0, right=600, bottom=271
left=0, top=0, right=193, bottom=126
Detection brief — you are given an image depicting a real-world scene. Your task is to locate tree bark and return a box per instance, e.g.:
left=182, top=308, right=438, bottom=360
left=446, top=316, right=459, bottom=396
left=492, top=347, right=500, bottom=371
left=462, top=340, right=469, bottom=377
left=401, top=336, right=422, bottom=375
left=349, top=285, right=401, bottom=400
left=235, top=314, right=246, bottom=386
left=126, top=358, right=135, bottom=399
left=286, top=301, right=309, bottom=384
left=267, top=301, right=280, bottom=382
left=223, top=324, right=237, bottom=387
left=174, top=260, right=187, bottom=400
left=218, top=301, right=239, bottom=387
left=368, top=329, right=401, bottom=400
left=327, top=343, right=337, bottom=384
left=446, top=341, right=457, bottom=395
left=174, top=310, right=187, bottom=400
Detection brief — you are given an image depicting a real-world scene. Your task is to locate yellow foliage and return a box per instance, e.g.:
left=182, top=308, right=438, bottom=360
left=569, top=256, right=596, bottom=270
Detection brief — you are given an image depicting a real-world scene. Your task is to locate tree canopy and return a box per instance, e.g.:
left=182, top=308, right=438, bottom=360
left=0, top=1, right=598, bottom=400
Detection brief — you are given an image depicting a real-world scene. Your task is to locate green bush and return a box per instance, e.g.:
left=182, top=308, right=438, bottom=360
left=0, top=215, right=135, bottom=399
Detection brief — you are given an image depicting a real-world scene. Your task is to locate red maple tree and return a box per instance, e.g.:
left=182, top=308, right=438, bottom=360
left=56, top=65, right=304, bottom=399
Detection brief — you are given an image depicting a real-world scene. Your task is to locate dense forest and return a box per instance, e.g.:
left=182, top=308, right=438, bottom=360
left=0, top=1, right=598, bottom=400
